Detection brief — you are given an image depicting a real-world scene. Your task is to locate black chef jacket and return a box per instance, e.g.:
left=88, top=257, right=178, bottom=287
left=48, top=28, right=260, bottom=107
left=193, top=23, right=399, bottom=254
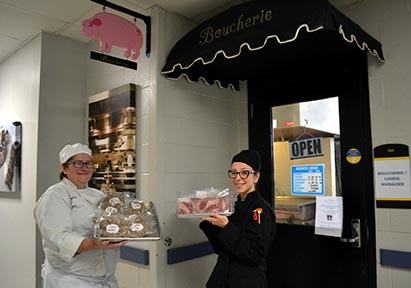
left=200, top=190, right=276, bottom=288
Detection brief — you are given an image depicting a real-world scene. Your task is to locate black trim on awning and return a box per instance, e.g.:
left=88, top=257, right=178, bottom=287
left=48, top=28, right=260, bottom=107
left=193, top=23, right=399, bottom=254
left=161, top=0, right=384, bottom=91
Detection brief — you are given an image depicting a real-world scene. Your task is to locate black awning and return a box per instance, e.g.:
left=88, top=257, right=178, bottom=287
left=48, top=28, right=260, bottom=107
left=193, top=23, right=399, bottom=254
left=161, top=0, right=384, bottom=91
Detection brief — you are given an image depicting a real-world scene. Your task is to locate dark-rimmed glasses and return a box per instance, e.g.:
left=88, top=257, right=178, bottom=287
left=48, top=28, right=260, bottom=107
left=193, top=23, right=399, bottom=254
left=69, top=160, right=94, bottom=169
left=228, top=170, right=256, bottom=179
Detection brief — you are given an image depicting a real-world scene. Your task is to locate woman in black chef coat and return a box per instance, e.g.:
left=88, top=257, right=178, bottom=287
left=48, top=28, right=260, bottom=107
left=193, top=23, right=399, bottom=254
left=200, top=150, right=276, bottom=288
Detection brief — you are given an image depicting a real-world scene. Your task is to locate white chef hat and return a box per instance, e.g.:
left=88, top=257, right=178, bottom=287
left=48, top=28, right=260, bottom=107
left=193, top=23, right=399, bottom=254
left=59, top=143, right=92, bottom=164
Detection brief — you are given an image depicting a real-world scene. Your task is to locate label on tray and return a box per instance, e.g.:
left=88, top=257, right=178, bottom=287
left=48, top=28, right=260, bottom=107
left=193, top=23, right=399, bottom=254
left=131, top=202, right=142, bottom=210
left=106, top=224, right=120, bottom=234
left=131, top=223, right=144, bottom=232
left=105, top=206, right=118, bottom=214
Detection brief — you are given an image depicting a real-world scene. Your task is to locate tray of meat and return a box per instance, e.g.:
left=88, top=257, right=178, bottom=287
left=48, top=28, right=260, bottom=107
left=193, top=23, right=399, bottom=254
left=176, top=188, right=234, bottom=218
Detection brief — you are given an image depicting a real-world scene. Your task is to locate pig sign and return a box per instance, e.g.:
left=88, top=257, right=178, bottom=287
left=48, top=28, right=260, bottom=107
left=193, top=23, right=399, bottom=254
left=82, top=12, right=144, bottom=60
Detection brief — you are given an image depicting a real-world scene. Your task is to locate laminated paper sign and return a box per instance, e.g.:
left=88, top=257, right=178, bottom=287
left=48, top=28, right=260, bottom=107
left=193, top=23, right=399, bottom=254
left=315, top=196, right=343, bottom=237
left=291, top=164, right=325, bottom=196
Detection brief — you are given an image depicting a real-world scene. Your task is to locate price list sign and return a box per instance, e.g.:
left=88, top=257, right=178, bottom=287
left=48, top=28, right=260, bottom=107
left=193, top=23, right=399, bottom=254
left=291, top=164, right=325, bottom=196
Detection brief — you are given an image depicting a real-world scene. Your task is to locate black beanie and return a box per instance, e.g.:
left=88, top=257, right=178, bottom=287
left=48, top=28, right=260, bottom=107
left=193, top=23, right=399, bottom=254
left=231, top=150, right=262, bottom=172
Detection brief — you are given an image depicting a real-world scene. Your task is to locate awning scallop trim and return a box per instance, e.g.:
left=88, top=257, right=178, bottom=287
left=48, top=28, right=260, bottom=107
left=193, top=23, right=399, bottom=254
left=162, top=24, right=326, bottom=91
left=162, top=23, right=384, bottom=91
left=161, top=0, right=384, bottom=91
left=162, top=24, right=325, bottom=75
left=338, top=25, right=384, bottom=62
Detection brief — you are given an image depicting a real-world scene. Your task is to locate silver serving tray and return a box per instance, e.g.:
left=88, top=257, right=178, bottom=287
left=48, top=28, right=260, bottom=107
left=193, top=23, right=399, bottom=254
left=176, top=211, right=234, bottom=218
left=95, top=200, right=161, bottom=241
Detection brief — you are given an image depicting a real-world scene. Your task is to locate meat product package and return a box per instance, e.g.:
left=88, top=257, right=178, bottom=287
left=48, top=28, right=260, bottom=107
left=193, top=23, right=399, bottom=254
left=176, top=187, right=234, bottom=218
left=93, top=192, right=161, bottom=241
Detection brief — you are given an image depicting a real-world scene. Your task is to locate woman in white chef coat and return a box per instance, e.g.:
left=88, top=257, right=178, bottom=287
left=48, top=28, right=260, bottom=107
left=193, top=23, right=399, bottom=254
left=34, top=143, right=127, bottom=288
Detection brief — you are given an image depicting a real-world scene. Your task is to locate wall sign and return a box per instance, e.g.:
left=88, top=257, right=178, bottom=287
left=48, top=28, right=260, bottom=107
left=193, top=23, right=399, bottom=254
left=82, top=12, right=144, bottom=60
left=289, top=137, right=323, bottom=160
left=291, top=164, right=325, bottom=196
left=374, top=144, right=411, bottom=208
left=82, top=11, right=144, bottom=69
left=90, top=51, right=137, bottom=70
left=83, top=0, right=152, bottom=69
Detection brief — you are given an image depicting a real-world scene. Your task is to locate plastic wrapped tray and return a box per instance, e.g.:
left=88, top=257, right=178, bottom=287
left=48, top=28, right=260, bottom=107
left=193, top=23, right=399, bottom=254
left=176, top=211, right=234, bottom=218
left=94, top=199, right=161, bottom=241
left=176, top=188, right=234, bottom=219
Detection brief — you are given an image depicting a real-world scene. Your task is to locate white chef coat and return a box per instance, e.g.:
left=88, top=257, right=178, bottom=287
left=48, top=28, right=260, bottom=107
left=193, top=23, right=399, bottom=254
left=34, top=178, right=120, bottom=287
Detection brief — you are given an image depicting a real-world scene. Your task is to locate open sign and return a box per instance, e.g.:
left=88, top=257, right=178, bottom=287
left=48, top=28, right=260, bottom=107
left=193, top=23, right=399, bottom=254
left=289, top=138, right=323, bottom=160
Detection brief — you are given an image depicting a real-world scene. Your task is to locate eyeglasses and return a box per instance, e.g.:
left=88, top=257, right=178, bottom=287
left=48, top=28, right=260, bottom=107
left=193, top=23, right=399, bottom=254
left=69, top=160, right=94, bottom=169
left=228, top=170, right=256, bottom=179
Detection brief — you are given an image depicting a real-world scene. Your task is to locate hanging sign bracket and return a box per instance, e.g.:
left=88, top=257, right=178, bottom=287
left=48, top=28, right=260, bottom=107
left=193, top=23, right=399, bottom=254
left=90, top=0, right=151, bottom=57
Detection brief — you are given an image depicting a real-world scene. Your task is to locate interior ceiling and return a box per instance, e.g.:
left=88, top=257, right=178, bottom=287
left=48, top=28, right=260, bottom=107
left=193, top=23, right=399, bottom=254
left=0, top=0, right=356, bottom=65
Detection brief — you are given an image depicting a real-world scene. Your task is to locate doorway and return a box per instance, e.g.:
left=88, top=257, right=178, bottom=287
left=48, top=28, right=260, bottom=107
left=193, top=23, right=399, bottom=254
left=248, top=53, right=376, bottom=288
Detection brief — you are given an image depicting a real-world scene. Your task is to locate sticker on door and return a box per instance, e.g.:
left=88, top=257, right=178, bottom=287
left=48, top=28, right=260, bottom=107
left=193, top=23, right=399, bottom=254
left=346, top=148, right=361, bottom=164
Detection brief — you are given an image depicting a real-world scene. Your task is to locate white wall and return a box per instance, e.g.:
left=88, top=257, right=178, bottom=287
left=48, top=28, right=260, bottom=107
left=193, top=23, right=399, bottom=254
left=35, top=32, right=88, bottom=287
left=7, top=1, right=411, bottom=288
left=153, top=7, right=248, bottom=287
left=157, top=9, right=248, bottom=288
left=83, top=6, right=247, bottom=288
left=0, top=32, right=41, bottom=288
left=342, top=0, right=411, bottom=287
left=0, top=31, right=88, bottom=288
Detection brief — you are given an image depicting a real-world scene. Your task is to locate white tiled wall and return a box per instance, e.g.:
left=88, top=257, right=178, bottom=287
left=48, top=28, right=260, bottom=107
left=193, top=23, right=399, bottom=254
left=156, top=8, right=248, bottom=287
left=85, top=1, right=411, bottom=287
left=85, top=6, right=247, bottom=288
left=343, top=0, right=411, bottom=287
left=4, top=1, right=410, bottom=287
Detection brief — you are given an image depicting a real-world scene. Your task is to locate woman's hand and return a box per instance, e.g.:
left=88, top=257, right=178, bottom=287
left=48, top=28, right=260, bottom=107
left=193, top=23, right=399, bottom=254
left=76, top=238, right=128, bottom=254
left=98, top=240, right=128, bottom=249
left=201, top=213, right=229, bottom=228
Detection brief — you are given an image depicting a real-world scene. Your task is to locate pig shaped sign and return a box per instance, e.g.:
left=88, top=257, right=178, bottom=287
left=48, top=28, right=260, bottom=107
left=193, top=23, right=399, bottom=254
left=82, top=12, right=143, bottom=60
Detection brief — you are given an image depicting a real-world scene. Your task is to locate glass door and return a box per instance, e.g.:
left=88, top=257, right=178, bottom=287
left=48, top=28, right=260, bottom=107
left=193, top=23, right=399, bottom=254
left=272, top=97, right=341, bottom=226
left=247, top=53, right=376, bottom=288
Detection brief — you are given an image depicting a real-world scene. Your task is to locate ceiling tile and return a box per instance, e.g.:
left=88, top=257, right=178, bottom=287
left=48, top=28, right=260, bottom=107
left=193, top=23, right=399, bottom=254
left=0, top=36, right=23, bottom=60
left=0, top=0, right=96, bottom=22
left=0, top=0, right=351, bottom=64
left=0, top=4, right=66, bottom=39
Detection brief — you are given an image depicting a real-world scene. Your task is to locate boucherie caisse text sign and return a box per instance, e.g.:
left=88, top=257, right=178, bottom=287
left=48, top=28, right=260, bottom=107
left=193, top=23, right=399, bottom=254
left=289, top=138, right=323, bottom=160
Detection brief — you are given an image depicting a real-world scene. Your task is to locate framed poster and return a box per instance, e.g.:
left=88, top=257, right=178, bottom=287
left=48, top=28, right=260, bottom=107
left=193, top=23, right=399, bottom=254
left=88, top=84, right=136, bottom=196
left=0, top=122, right=22, bottom=192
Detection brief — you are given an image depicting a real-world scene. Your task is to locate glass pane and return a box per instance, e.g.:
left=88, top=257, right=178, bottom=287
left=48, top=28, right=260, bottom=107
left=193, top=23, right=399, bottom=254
left=272, top=97, right=341, bottom=226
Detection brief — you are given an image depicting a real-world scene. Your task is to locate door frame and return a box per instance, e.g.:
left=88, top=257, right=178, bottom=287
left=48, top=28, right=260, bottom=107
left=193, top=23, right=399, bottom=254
left=247, top=52, right=376, bottom=288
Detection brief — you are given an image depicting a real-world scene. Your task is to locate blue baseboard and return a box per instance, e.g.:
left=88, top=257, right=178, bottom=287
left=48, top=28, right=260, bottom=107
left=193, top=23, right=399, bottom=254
left=120, top=246, right=149, bottom=266
left=167, top=241, right=213, bottom=264
left=380, top=249, right=411, bottom=269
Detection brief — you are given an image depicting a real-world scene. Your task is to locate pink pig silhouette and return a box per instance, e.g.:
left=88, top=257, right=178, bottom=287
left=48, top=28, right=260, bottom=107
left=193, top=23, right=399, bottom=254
left=82, top=12, right=143, bottom=60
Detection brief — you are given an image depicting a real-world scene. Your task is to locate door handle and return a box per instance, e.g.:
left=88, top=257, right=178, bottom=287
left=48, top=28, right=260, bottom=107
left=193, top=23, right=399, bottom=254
left=340, top=219, right=361, bottom=248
